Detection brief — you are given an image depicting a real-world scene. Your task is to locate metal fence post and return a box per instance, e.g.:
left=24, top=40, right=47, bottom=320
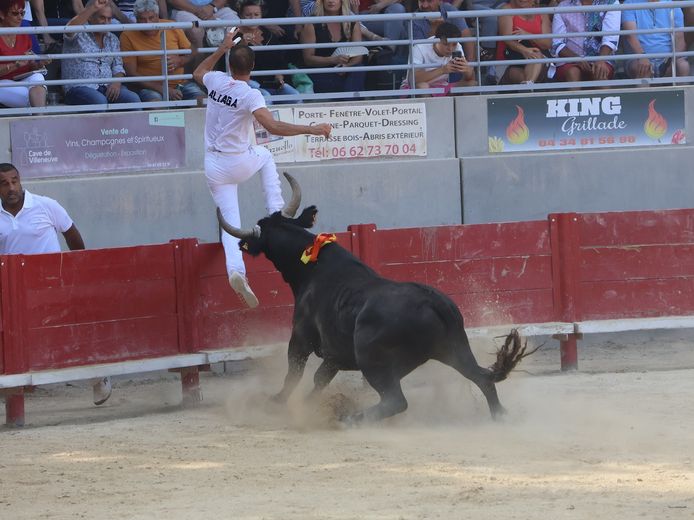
left=549, top=213, right=581, bottom=371
left=1, top=254, right=27, bottom=426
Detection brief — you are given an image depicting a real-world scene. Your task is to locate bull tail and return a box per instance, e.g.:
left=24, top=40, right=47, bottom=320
left=488, top=329, right=539, bottom=382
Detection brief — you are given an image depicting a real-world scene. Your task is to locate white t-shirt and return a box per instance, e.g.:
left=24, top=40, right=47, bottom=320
left=408, top=38, right=464, bottom=87
left=203, top=71, right=266, bottom=154
left=0, top=190, right=73, bottom=254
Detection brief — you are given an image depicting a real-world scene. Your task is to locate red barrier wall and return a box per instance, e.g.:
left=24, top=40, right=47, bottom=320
left=2, top=209, right=694, bottom=378
left=575, top=209, right=694, bottom=320
left=1, top=244, right=188, bottom=373
left=369, top=221, right=555, bottom=327
left=196, top=230, right=355, bottom=349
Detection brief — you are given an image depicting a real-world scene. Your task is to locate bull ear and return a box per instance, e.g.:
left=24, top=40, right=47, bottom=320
left=296, top=205, right=318, bottom=228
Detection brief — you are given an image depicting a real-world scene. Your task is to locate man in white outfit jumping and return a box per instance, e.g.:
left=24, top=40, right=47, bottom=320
left=193, top=32, right=331, bottom=308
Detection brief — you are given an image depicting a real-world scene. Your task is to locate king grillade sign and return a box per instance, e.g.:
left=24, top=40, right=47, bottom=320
left=487, top=90, right=685, bottom=153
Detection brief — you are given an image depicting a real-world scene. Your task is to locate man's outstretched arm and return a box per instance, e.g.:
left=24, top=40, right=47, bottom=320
left=253, top=108, right=332, bottom=138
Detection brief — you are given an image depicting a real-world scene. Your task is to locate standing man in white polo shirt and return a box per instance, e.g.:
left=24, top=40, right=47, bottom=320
left=0, top=163, right=112, bottom=406
left=193, top=32, right=332, bottom=308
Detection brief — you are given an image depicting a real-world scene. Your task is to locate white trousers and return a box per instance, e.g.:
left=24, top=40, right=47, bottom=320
left=205, top=145, right=284, bottom=276
left=0, top=73, right=45, bottom=108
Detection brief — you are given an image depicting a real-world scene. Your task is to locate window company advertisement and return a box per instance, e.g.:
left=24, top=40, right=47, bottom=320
left=487, top=91, right=685, bottom=153
left=253, top=107, right=296, bottom=163
left=10, top=112, right=186, bottom=178
left=292, top=103, right=427, bottom=162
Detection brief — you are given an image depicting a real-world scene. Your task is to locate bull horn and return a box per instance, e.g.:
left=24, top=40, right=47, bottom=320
left=216, top=208, right=259, bottom=239
left=281, top=172, right=301, bottom=218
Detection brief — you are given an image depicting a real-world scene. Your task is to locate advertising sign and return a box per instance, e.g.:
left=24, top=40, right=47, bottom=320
left=10, top=112, right=186, bottom=178
left=487, top=91, right=685, bottom=153
left=253, top=107, right=296, bottom=163
left=292, top=103, right=427, bottom=162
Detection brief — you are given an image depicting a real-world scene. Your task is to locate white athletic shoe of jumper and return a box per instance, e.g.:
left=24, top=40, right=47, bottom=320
left=229, top=271, right=259, bottom=308
left=93, top=377, right=112, bottom=406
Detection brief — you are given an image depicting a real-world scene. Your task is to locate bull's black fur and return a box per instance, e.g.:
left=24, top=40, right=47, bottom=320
left=227, top=182, right=529, bottom=424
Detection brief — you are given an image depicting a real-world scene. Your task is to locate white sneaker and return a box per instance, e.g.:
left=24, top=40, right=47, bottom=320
left=229, top=272, right=259, bottom=308
left=93, top=377, right=112, bottom=406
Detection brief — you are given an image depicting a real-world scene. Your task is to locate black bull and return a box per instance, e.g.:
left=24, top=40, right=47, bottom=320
left=218, top=173, right=534, bottom=424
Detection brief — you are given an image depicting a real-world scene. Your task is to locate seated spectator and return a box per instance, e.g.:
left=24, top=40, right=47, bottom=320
left=0, top=0, right=49, bottom=107
left=110, top=0, right=165, bottom=21
left=29, top=0, right=84, bottom=47
left=20, top=17, right=41, bottom=51
left=400, top=21, right=474, bottom=92
left=467, top=0, right=504, bottom=62
left=248, top=0, right=288, bottom=39
left=622, top=0, right=689, bottom=80
left=359, top=0, right=407, bottom=62
left=287, top=0, right=320, bottom=40
left=291, top=0, right=392, bottom=49
left=300, top=0, right=366, bottom=93
left=61, top=0, right=141, bottom=106
left=120, top=0, right=205, bottom=101
left=684, top=2, right=694, bottom=50
left=237, top=0, right=302, bottom=103
left=551, top=0, right=620, bottom=86
left=168, top=0, right=238, bottom=66
left=413, top=0, right=474, bottom=61
left=496, top=0, right=551, bottom=85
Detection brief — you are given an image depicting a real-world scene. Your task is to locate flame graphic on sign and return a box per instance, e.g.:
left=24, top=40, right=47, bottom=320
left=488, top=136, right=504, bottom=153
left=671, top=129, right=686, bottom=145
left=643, top=100, right=668, bottom=141
left=506, top=106, right=529, bottom=145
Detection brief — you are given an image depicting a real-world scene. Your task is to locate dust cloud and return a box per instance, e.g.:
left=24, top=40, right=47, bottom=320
left=2, top=330, right=693, bottom=519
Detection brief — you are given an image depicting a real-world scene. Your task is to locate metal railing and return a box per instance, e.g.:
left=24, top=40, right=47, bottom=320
left=0, top=1, right=692, bottom=114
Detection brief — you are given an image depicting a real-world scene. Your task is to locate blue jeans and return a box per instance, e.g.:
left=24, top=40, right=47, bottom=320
left=64, top=85, right=141, bottom=109
left=263, top=82, right=303, bottom=104
left=137, top=81, right=205, bottom=102
left=361, top=3, right=406, bottom=42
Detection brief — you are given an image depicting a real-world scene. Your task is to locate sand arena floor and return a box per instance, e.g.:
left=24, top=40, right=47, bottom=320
left=2, top=330, right=694, bottom=520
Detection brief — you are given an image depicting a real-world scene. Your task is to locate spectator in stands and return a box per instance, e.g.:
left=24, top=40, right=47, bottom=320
left=684, top=3, right=694, bottom=49
left=61, top=0, right=141, bottom=106
left=412, top=0, right=475, bottom=61
left=496, top=0, right=551, bottom=85
left=400, top=22, right=474, bottom=92
left=301, top=0, right=366, bottom=93
left=467, top=0, right=504, bottom=63
left=237, top=0, right=302, bottom=103
left=0, top=163, right=113, bottom=406
left=168, top=0, right=238, bottom=66
left=0, top=0, right=49, bottom=107
left=29, top=0, right=84, bottom=47
left=292, top=0, right=401, bottom=60
left=551, top=0, right=620, bottom=86
left=359, top=0, right=407, bottom=57
left=622, top=0, right=689, bottom=80
left=111, top=0, right=165, bottom=21
left=120, top=0, right=205, bottom=102
left=245, top=0, right=287, bottom=39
